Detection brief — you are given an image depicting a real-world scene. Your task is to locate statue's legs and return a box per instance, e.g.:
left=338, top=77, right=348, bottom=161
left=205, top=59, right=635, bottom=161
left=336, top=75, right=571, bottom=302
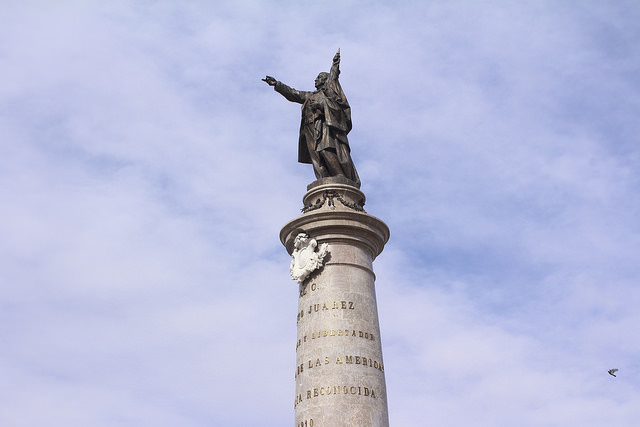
left=320, top=149, right=345, bottom=177
left=309, top=149, right=328, bottom=179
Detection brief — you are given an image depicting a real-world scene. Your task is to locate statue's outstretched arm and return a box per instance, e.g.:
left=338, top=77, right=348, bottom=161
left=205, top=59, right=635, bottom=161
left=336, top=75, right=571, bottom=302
left=263, top=75, right=308, bottom=104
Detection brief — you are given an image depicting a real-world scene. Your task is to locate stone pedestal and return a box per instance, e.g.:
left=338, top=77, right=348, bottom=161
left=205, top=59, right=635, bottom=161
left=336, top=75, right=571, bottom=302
left=280, top=179, right=390, bottom=427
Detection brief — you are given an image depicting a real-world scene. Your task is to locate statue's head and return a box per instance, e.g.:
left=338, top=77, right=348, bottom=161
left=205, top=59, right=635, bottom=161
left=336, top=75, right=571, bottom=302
left=315, top=72, right=329, bottom=89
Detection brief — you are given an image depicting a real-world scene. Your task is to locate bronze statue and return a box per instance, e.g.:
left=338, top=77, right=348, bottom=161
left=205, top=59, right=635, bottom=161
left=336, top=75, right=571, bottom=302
left=263, top=50, right=360, bottom=186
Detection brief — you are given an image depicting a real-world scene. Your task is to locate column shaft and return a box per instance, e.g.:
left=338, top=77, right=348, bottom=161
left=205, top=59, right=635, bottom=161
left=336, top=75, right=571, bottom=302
left=282, top=182, right=389, bottom=427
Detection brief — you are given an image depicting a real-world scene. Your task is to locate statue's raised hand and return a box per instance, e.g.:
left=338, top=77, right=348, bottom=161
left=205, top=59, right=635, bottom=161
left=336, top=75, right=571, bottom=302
left=262, top=75, right=277, bottom=86
left=333, top=49, right=340, bottom=65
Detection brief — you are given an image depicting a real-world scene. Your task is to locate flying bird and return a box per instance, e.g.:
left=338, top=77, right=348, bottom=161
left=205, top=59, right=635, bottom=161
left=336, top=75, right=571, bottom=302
left=608, top=369, right=618, bottom=377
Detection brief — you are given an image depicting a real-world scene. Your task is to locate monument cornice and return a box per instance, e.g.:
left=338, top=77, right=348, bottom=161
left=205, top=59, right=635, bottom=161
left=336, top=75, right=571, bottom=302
left=280, top=209, right=389, bottom=260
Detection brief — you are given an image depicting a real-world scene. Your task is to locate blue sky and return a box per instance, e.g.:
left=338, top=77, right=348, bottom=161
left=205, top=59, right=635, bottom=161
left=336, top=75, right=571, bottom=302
left=2, top=1, right=640, bottom=425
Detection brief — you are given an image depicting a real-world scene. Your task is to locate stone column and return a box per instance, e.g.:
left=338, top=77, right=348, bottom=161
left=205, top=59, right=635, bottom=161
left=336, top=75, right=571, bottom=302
left=280, top=178, right=390, bottom=427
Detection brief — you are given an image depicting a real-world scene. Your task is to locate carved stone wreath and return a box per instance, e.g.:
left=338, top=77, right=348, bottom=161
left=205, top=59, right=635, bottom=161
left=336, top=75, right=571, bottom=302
left=301, top=190, right=365, bottom=213
left=290, top=233, right=329, bottom=284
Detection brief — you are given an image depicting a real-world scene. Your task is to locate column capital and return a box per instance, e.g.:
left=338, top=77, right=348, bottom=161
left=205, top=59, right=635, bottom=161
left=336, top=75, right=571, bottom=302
left=280, top=183, right=389, bottom=260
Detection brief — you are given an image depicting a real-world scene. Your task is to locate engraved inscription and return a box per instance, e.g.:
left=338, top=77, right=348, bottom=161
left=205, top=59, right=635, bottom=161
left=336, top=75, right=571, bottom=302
left=296, top=329, right=375, bottom=351
left=294, top=385, right=377, bottom=408
left=299, top=282, right=318, bottom=298
left=295, top=355, right=384, bottom=378
left=296, top=301, right=355, bottom=324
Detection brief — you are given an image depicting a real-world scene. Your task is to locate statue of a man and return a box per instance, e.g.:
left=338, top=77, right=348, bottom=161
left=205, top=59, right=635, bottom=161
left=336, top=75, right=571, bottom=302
left=263, top=50, right=360, bottom=186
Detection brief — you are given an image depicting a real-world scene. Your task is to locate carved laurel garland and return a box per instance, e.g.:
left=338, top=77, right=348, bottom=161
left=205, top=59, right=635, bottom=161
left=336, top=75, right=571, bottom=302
left=302, top=190, right=366, bottom=213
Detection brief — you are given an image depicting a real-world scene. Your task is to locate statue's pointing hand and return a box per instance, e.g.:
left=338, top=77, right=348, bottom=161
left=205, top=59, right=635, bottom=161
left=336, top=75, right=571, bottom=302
left=262, top=75, right=277, bottom=86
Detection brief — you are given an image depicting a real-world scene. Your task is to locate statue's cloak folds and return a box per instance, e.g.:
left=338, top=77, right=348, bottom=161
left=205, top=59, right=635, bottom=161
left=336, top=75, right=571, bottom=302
left=297, top=77, right=352, bottom=164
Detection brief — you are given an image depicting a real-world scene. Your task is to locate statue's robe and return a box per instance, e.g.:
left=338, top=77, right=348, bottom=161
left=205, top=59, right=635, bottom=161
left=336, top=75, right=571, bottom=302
left=274, top=64, right=360, bottom=185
